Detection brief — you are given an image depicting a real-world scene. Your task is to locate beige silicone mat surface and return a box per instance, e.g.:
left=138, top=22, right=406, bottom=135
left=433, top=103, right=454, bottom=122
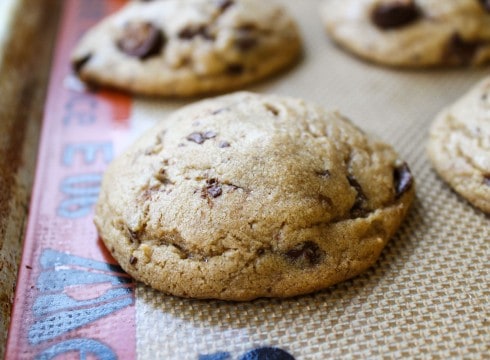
left=1, top=0, right=488, bottom=358
left=125, top=1, right=489, bottom=358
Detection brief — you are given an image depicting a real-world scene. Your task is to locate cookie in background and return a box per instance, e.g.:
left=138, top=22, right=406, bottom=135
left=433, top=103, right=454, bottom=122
left=428, top=77, right=490, bottom=214
left=71, top=0, right=301, bottom=97
left=321, top=0, right=490, bottom=67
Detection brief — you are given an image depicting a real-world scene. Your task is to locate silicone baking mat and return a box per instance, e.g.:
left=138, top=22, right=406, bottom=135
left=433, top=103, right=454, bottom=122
left=5, top=0, right=489, bottom=358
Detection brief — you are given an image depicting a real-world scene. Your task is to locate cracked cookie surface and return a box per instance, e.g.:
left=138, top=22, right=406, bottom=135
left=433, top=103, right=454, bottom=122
left=71, top=0, right=301, bottom=97
left=94, top=92, right=415, bottom=300
left=428, top=77, right=490, bottom=213
left=321, top=0, right=490, bottom=67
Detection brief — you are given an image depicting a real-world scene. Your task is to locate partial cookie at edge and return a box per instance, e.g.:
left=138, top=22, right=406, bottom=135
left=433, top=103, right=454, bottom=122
left=428, top=77, right=490, bottom=213
left=321, top=0, right=490, bottom=67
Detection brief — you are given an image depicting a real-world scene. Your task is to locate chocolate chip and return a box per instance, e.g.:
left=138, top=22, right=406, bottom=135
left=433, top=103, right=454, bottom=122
left=128, top=228, right=141, bottom=244
left=319, top=194, right=333, bottom=207
left=347, top=175, right=368, bottom=218
left=393, top=162, right=413, bottom=199
left=216, top=0, right=234, bottom=12
left=73, top=53, right=92, bottom=74
left=234, top=23, right=259, bottom=51
left=483, top=175, right=490, bottom=186
left=218, top=140, right=230, bottom=148
left=203, top=130, right=217, bottom=139
left=372, top=1, right=421, bottom=29
left=316, top=170, right=331, bottom=178
left=445, top=33, right=480, bottom=65
left=129, top=256, right=138, bottom=265
left=178, top=25, right=214, bottom=41
left=226, top=63, right=244, bottom=75
left=203, top=179, right=222, bottom=198
left=117, top=22, right=165, bottom=59
left=236, top=36, right=258, bottom=51
left=155, top=169, right=173, bottom=185
left=187, top=132, right=205, bottom=144
left=238, top=23, right=258, bottom=32
left=211, top=108, right=227, bottom=115
left=285, top=241, right=323, bottom=267
left=186, top=131, right=217, bottom=144
left=264, top=104, right=279, bottom=116
left=479, top=0, right=490, bottom=12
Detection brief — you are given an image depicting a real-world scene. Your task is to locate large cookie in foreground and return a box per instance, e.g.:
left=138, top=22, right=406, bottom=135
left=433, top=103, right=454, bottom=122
left=428, top=78, right=490, bottom=213
left=71, top=0, right=301, bottom=97
left=321, top=0, right=490, bottom=67
left=94, top=92, right=415, bottom=301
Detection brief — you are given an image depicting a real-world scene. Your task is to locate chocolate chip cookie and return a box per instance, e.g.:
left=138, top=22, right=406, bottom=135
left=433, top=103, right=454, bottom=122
left=321, top=0, right=490, bottom=67
left=94, top=92, right=415, bottom=301
left=428, top=78, right=490, bottom=213
left=71, top=0, right=301, bottom=97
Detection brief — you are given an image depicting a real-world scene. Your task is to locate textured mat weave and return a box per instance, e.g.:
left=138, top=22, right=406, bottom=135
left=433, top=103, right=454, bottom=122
left=4, top=1, right=489, bottom=359
left=130, top=1, right=489, bottom=358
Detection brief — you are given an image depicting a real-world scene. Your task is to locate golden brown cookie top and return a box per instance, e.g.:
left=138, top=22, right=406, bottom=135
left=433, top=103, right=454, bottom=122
left=95, top=92, right=415, bottom=300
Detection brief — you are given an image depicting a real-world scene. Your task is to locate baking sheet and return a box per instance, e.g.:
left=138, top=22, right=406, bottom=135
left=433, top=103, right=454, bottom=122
left=4, top=0, right=490, bottom=358
left=0, top=0, right=61, bottom=357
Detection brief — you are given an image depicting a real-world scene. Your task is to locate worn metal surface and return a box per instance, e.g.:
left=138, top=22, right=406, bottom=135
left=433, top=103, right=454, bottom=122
left=0, top=0, right=61, bottom=357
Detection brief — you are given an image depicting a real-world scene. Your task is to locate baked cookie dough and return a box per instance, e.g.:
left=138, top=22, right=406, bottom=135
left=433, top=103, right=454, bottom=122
left=94, top=92, right=415, bottom=301
left=71, top=0, right=301, bottom=97
left=321, top=0, right=490, bottom=67
left=428, top=78, right=490, bottom=213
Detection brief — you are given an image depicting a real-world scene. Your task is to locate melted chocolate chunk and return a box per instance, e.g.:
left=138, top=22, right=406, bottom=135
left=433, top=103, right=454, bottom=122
left=127, top=228, right=141, bottom=244
left=211, top=108, right=227, bottom=115
left=393, top=162, right=413, bottom=199
left=129, top=256, right=138, bottom=265
left=235, top=36, right=258, bottom=51
left=203, top=130, right=217, bottom=139
left=347, top=175, right=368, bottom=218
left=483, top=175, right=490, bottom=186
left=178, top=25, right=214, bottom=41
left=73, top=53, right=92, bottom=74
left=186, top=131, right=217, bottom=144
left=316, top=170, right=331, bottom=178
left=226, top=63, right=244, bottom=75
left=155, top=169, right=173, bottom=185
left=319, top=194, right=333, bottom=207
left=286, top=241, right=323, bottom=267
left=372, top=1, right=421, bottom=29
left=479, top=0, right=490, bottom=12
left=216, top=0, right=234, bottom=12
left=234, top=24, right=259, bottom=51
left=187, top=132, right=205, bottom=144
left=203, top=179, right=222, bottom=198
left=264, top=104, right=279, bottom=116
left=445, top=33, right=480, bottom=65
left=117, top=22, right=165, bottom=59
